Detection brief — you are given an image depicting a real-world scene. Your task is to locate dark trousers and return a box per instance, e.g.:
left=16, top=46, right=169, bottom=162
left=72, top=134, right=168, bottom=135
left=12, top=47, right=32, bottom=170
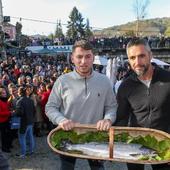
left=0, top=121, right=12, bottom=151
left=127, top=163, right=170, bottom=170
left=59, top=155, right=104, bottom=170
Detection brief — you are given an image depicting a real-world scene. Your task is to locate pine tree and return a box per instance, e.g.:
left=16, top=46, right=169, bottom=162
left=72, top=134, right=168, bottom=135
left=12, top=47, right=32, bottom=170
left=84, top=18, right=93, bottom=40
left=67, top=7, right=85, bottom=42
left=55, top=20, right=64, bottom=40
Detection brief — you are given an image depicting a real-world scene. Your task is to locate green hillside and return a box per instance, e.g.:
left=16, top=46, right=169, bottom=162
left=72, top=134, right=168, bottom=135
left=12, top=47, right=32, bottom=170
left=94, top=17, right=170, bottom=37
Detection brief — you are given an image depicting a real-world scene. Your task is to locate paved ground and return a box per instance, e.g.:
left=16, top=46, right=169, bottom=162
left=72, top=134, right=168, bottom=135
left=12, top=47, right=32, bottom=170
left=5, top=136, right=152, bottom=170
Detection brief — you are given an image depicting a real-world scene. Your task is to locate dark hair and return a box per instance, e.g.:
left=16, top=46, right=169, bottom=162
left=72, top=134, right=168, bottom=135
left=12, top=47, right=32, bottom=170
left=40, top=82, right=46, bottom=87
left=46, top=83, right=52, bottom=90
left=18, top=86, right=26, bottom=96
left=25, top=84, right=33, bottom=89
left=72, top=40, right=93, bottom=53
left=126, top=38, right=151, bottom=52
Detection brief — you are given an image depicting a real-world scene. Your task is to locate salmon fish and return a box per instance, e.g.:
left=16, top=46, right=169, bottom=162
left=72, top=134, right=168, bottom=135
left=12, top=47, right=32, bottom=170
left=64, top=142, right=157, bottom=160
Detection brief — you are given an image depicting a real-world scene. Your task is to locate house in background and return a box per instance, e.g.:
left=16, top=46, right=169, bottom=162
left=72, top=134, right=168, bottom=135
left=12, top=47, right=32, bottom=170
left=3, top=23, right=16, bottom=40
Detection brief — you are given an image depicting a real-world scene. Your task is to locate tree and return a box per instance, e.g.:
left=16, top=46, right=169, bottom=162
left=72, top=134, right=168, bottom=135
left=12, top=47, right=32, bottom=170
left=15, top=22, right=22, bottom=47
left=84, top=18, right=93, bottom=40
left=124, top=30, right=135, bottom=37
left=133, top=0, right=150, bottom=36
left=165, top=27, right=170, bottom=36
left=67, top=7, right=85, bottom=41
left=20, top=35, right=31, bottom=48
left=55, top=20, right=64, bottom=39
left=48, top=33, right=54, bottom=39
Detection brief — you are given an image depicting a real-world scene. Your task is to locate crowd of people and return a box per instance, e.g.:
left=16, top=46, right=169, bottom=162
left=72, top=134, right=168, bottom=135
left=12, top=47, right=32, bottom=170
left=30, top=36, right=170, bottom=50
left=0, top=54, right=73, bottom=159
left=0, top=38, right=170, bottom=170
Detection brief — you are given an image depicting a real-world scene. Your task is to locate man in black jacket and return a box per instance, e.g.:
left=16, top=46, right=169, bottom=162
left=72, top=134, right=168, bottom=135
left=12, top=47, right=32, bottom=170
left=16, top=86, right=35, bottom=158
left=115, top=38, right=170, bottom=170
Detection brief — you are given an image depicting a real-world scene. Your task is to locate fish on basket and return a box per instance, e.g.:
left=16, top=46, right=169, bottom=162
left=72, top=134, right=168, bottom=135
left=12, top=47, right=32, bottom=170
left=63, top=141, right=157, bottom=160
left=47, top=124, right=170, bottom=164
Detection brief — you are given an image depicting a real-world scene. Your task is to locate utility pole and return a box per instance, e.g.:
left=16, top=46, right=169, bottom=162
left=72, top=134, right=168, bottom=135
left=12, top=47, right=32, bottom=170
left=0, top=0, right=3, bottom=23
left=0, top=0, right=6, bottom=60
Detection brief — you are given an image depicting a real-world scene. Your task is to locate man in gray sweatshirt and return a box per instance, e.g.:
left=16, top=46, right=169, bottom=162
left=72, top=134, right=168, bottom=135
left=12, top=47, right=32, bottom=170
left=46, top=40, right=117, bottom=170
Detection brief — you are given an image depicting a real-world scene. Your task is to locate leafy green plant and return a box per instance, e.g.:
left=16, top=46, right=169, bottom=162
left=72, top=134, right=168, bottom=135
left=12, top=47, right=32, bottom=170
left=50, top=130, right=170, bottom=161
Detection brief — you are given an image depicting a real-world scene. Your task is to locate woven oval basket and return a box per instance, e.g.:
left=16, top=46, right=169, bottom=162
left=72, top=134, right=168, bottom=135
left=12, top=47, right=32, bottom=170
left=47, top=124, right=170, bottom=164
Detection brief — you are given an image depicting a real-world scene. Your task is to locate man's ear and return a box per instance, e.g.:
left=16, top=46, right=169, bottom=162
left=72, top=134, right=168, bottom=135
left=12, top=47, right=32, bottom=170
left=71, top=55, right=74, bottom=64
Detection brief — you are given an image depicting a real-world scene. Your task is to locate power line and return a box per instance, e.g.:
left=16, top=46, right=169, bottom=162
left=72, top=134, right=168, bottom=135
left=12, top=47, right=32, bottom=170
left=10, top=16, right=67, bottom=25
left=4, top=15, right=165, bottom=33
left=9, top=15, right=104, bottom=30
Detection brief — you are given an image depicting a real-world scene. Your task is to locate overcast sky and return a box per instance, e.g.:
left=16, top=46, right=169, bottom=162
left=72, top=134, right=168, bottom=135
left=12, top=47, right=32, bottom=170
left=2, top=0, right=170, bottom=35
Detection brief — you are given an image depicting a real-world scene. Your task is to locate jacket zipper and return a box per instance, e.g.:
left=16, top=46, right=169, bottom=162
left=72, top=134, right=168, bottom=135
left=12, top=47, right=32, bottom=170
left=147, top=87, right=151, bottom=127
left=85, top=77, right=87, bottom=96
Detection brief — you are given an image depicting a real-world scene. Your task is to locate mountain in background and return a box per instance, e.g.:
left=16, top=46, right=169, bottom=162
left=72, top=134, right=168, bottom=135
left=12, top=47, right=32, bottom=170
left=93, top=17, right=170, bottom=37
left=30, top=34, right=47, bottom=39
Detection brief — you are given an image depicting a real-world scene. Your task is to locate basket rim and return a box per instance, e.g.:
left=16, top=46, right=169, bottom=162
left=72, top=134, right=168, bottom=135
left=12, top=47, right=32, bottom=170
left=47, top=125, right=170, bottom=164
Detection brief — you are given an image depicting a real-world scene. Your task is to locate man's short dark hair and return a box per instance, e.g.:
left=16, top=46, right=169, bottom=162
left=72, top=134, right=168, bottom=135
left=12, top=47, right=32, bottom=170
left=18, top=86, right=26, bottom=96
left=126, top=38, right=151, bottom=52
left=72, top=40, right=93, bottom=53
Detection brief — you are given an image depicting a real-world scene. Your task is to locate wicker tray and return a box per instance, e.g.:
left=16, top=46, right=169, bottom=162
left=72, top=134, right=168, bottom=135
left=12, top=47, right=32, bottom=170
left=47, top=124, right=170, bottom=164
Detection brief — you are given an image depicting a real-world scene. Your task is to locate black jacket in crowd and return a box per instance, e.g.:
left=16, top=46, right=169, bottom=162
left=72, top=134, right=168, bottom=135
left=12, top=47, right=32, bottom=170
left=115, top=65, right=170, bottom=133
left=16, top=96, right=35, bottom=134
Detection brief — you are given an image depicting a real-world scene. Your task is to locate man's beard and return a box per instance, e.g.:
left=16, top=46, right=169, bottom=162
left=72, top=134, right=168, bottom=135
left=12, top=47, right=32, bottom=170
left=134, top=64, right=149, bottom=77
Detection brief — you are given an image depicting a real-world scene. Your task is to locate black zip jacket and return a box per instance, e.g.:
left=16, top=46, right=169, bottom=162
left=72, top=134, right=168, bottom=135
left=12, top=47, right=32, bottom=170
left=16, top=96, right=35, bottom=134
left=115, top=65, right=170, bottom=133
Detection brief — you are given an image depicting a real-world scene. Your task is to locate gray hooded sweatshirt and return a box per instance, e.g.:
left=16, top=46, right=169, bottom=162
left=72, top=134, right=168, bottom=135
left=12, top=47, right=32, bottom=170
left=45, top=70, right=117, bottom=125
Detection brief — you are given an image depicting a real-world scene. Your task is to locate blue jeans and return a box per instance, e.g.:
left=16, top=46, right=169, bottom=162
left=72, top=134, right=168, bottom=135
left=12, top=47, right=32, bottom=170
left=18, top=125, right=35, bottom=156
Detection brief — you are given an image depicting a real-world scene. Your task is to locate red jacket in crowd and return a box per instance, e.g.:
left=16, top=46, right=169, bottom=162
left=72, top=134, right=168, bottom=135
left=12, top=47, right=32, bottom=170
left=41, top=90, right=51, bottom=120
left=0, top=100, right=11, bottom=123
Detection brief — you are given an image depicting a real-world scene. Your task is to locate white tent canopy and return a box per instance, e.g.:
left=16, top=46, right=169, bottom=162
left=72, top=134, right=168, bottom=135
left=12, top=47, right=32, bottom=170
left=93, top=55, right=108, bottom=66
left=151, top=58, right=170, bottom=66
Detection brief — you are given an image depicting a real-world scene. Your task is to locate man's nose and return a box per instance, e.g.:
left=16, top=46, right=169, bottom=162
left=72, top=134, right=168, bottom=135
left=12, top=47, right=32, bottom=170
left=135, top=57, right=141, bottom=65
left=81, top=57, right=86, bottom=64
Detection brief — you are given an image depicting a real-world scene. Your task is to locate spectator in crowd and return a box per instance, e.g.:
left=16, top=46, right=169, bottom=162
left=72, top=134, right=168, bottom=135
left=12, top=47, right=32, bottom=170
left=32, top=75, right=40, bottom=87
left=17, top=76, right=25, bottom=86
left=40, top=83, right=53, bottom=132
left=13, top=64, right=21, bottom=78
left=8, top=83, right=19, bottom=145
left=63, top=65, right=72, bottom=74
left=0, top=86, right=12, bottom=153
left=16, top=86, right=35, bottom=158
left=1, top=74, right=11, bottom=87
left=28, top=85, right=43, bottom=137
left=115, top=38, right=170, bottom=170
left=25, top=76, right=32, bottom=84
left=46, top=40, right=117, bottom=170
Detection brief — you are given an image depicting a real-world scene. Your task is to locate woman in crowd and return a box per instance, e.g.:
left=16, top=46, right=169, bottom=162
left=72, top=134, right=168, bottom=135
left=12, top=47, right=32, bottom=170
left=0, top=86, right=12, bottom=152
left=28, top=84, right=43, bottom=137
